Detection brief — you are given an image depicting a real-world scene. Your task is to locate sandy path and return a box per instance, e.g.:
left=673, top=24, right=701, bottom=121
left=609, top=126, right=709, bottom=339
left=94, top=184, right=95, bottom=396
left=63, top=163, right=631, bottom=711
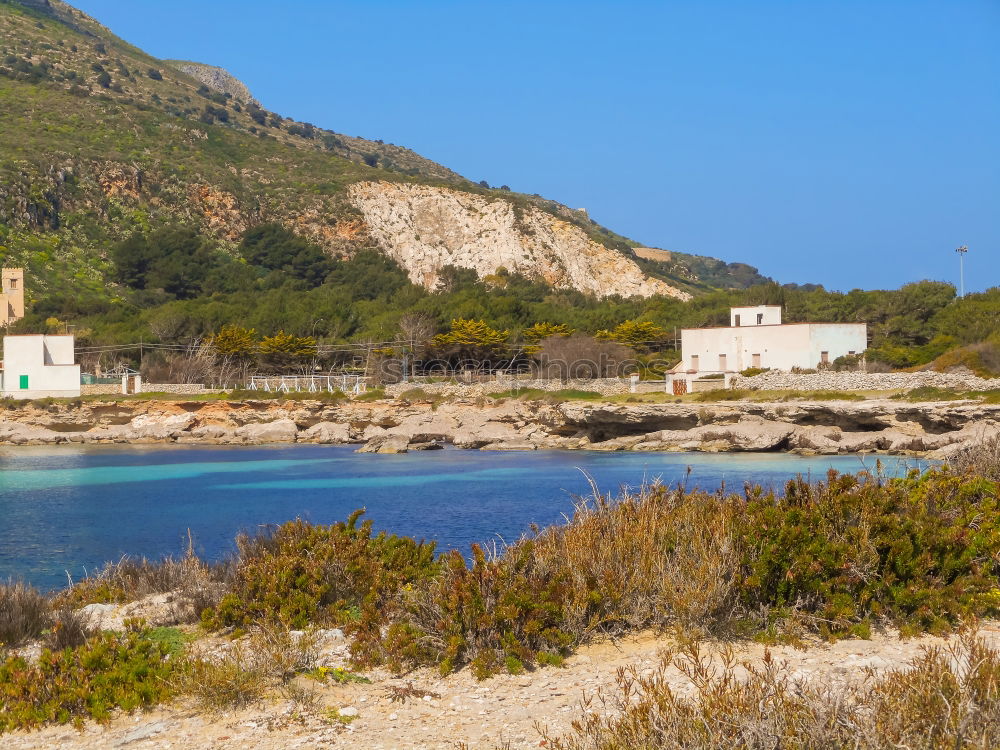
left=7, top=622, right=1000, bottom=750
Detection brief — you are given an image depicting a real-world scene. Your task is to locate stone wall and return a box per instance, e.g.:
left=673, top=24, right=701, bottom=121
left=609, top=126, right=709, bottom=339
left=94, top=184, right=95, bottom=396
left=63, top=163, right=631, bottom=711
left=385, top=377, right=638, bottom=399
left=80, top=384, right=121, bottom=396
left=80, top=383, right=224, bottom=396
left=731, top=370, right=1000, bottom=392
left=142, top=384, right=224, bottom=395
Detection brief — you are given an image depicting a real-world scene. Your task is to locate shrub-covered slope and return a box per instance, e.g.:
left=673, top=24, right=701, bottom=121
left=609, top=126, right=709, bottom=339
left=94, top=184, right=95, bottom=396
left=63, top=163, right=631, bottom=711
left=0, top=0, right=766, bottom=305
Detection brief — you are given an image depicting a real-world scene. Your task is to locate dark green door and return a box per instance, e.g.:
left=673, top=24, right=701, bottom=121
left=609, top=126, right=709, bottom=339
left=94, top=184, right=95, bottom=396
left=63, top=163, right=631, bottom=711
left=19, top=375, right=28, bottom=389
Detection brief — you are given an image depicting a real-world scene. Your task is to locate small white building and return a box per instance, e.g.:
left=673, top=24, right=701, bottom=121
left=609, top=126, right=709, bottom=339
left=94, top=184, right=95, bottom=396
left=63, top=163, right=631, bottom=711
left=668, top=306, right=866, bottom=394
left=1, top=334, right=81, bottom=398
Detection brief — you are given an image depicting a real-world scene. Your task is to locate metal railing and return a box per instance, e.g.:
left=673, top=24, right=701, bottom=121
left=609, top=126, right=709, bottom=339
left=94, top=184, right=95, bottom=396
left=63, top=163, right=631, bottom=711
left=246, top=374, right=368, bottom=395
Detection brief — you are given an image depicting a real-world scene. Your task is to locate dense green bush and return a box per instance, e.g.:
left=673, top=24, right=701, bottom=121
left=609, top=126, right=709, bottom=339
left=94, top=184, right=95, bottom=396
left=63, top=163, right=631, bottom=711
left=0, top=628, right=176, bottom=731
left=201, top=513, right=438, bottom=630
left=351, top=468, right=1000, bottom=677
left=238, top=223, right=333, bottom=286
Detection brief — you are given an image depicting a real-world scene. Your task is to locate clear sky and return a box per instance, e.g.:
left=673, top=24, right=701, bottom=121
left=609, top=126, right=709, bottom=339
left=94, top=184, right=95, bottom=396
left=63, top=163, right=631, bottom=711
left=71, top=0, right=999, bottom=293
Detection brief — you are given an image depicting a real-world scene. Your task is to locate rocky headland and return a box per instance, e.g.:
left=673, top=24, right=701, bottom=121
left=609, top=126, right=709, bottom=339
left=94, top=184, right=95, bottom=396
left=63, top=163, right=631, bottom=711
left=0, top=396, right=996, bottom=457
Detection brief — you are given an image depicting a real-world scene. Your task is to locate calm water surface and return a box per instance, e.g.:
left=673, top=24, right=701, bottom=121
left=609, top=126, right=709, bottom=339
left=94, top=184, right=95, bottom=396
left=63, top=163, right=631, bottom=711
left=0, top=445, right=921, bottom=590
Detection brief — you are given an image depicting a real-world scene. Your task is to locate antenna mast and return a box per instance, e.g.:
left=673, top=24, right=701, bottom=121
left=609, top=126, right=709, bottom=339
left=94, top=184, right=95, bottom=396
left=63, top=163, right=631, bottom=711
left=955, top=245, right=968, bottom=298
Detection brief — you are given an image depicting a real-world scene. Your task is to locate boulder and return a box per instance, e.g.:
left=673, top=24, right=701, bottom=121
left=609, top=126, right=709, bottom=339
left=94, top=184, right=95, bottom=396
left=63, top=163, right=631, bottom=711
left=301, top=421, right=352, bottom=444
left=480, top=441, right=538, bottom=451
left=235, top=418, right=298, bottom=443
left=128, top=413, right=196, bottom=440
left=694, top=419, right=795, bottom=451
left=356, top=433, right=410, bottom=453
left=190, top=424, right=232, bottom=439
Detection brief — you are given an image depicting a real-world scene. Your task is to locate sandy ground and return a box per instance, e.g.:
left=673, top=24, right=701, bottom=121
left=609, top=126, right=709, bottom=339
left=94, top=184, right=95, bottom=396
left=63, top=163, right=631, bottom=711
left=7, top=621, right=1000, bottom=750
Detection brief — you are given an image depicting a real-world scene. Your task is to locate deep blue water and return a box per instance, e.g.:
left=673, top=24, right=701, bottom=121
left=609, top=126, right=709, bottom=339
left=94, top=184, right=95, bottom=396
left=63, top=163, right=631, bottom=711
left=0, top=445, right=923, bottom=590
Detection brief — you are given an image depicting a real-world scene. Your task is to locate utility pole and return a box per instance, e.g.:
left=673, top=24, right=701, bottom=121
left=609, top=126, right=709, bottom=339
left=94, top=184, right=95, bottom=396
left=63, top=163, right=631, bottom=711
left=955, top=245, right=968, bottom=298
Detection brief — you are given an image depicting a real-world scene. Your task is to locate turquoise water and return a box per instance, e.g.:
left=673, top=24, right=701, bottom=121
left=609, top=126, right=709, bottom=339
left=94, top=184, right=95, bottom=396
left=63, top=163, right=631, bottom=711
left=0, top=445, right=922, bottom=590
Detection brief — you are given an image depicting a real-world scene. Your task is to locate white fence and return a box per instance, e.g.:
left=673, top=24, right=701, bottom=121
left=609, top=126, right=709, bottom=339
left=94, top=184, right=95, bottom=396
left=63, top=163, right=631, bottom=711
left=246, top=374, right=368, bottom=395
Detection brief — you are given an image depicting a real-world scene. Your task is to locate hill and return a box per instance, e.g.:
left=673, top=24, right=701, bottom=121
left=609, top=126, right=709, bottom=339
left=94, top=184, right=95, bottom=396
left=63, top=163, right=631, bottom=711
left=0, top=0, right=777, bottom=312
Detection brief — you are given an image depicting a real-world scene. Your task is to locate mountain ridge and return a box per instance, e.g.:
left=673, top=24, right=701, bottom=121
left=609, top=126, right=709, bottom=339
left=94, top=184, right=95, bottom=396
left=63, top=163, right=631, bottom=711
left=0, top=0, right=771, bottom=308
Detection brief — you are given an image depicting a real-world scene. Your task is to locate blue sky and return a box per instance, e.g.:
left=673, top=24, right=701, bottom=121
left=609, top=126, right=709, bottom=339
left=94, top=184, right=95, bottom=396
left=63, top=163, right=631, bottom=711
left=72, top=0, right=999, bottom=292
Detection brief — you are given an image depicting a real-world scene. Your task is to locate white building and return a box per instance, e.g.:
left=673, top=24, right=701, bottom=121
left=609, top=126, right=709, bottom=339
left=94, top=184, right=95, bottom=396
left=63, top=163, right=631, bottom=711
left=0, top=334, right=81, bottom=398
left=668, top=306, right=866, bottom=394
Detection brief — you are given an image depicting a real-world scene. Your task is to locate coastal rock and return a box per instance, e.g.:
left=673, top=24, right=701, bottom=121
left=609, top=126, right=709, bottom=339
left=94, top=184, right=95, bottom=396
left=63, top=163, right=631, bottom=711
left=128, top=413, right=196, bottom=440
left=190, top=424, right=233, bottom=440
left=356, top=433, right=410, bottom=453
left=300, top=421, right=352, bottom=444
left=694, top=419, right=796, bottom=451
left=235, top=419, right=298, bottom=443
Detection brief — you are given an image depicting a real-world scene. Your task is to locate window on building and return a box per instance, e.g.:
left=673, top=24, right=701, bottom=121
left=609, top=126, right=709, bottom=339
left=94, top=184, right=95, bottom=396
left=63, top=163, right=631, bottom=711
left=7, top=279, right=16, bottom=289
left=719, top=354, right=727, bottom=371
left=848, top=350, right=856, bottom=355
left=820, top=351, right=830, bottom=364
left=756, top=313, right=764, bottom=324
left=734, top=314, right=741, bottom=326
left=752, top=353, right=761, bottom=368
left=19, top=375, right=28, bottom=390
left=690, top=355, right=699, bottom=371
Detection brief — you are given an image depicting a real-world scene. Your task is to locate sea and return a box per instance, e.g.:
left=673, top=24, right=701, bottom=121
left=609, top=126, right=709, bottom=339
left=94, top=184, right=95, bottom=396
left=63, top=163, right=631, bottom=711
left=0, top=445, right=924, bottom=590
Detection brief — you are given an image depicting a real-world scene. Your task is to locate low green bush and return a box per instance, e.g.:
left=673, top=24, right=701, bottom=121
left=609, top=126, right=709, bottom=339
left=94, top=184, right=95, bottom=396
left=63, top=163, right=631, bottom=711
left=0, top=628, right=176, bottom=732
left=350, top=468, right=1000, bottom=677
left=778, top=390, right=865, bottom=402
left=201, top=512, right=438, bottom=630
left=488, top=387, right=603, bottom=402
left=904, top=386, right=966, bottom=402
left=692, top=388, right=751, bottom=401
left=353, top=388, right=386, bottom=402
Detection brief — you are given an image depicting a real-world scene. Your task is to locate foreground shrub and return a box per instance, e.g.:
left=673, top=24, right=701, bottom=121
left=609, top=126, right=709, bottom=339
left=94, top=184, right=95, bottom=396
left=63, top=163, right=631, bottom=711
left=59, top=545, right=224, bottom=622
left=0, top=580, right=50, bottom=648
left=178, top=625, right=319, bottom=712
left=545, top=629, right=1000, bottom=749
left=0, top=628, right=176, bottom=732
left=201, top=512, right=438, bottom=630
left=353, top=543, right=576, bottom=678
left=354, top=468, right=1000, bottom=677
left=951, top=435, right=1000, bottom=482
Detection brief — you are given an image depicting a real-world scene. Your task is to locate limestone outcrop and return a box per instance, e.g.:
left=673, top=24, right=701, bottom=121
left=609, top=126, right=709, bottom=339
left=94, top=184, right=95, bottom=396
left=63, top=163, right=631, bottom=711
left=0, top=396, right=996, bottom=457
left=348, top=181, right=690, bottom=299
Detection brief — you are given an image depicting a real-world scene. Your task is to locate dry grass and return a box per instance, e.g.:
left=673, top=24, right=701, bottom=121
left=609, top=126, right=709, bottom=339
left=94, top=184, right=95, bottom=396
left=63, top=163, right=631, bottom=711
left=178, top=625, right=320, bottom=712
left=950, top=434, right=1000, bottom=482
left=59, top=542, right=225, bottom=624
left=0, top=580, right=50, bottom=648
left=545, top=628, right=1000, bottom=749
left=356, top=467, right=1000, bottom=677
left=46, top=606, right=92, bottom=651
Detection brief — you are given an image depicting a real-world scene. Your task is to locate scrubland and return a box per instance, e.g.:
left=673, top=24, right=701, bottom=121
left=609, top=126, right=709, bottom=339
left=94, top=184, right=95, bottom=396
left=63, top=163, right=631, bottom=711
left=1, top=439, right=1000, bottom=746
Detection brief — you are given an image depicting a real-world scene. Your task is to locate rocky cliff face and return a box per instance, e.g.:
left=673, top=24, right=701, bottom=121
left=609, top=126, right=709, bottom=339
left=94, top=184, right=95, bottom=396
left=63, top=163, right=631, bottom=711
left=0, top=397, right=995, bottom=457
left=165, top=60, right=258, bottom=105
left=348, top=182, right=691, bottom=299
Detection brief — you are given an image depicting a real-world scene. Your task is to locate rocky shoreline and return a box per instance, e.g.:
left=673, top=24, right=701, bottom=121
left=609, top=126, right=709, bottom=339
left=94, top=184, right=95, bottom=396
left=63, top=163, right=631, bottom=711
left=0, top=396, right=997, bottom=457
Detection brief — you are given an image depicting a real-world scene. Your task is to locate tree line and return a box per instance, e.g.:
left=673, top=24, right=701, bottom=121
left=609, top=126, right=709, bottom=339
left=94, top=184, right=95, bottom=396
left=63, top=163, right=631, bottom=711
left=14, top=223, right=1000, bottom=379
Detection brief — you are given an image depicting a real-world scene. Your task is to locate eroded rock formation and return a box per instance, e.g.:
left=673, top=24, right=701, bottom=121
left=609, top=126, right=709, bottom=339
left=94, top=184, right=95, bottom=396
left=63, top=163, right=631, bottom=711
left=0, top=397, right=996, bottom=458
left=348, top=181, right=690, bottom=299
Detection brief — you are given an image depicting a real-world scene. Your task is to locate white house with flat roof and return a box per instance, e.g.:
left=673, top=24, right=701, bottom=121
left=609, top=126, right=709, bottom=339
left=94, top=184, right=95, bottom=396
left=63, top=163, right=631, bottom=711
left=668, top=306, right=866, bottom=394
left=1, top=334, right=81, bottom=398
